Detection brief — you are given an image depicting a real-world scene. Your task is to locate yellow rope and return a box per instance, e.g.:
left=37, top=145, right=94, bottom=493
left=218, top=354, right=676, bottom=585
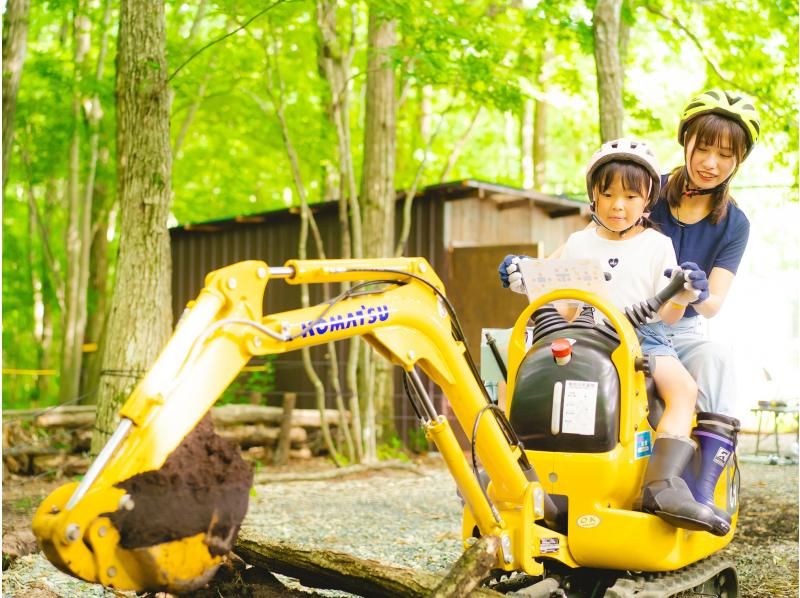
left=2, top=368, right=57, bottom=376
left=4, top=362, right=267, bottom=376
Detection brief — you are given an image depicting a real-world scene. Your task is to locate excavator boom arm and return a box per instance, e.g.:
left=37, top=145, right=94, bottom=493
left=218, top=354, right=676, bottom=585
left=33, top=258, right=542, bottom=592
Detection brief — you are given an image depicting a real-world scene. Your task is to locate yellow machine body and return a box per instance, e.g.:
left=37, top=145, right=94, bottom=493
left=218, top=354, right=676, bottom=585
left=32, top=258, right=737, bottom=592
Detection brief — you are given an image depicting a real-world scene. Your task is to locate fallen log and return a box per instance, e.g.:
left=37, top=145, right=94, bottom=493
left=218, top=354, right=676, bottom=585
left=234, top=531, right=503, bottom=598
left=34, top=410, right=95, bottom=429
left=2, top=405, right=96, bottom=420
left=31, top=454, right=89, bottom=476
left=430, top=535, right=501, bottom=598
left=3, top=445, right=67, bottom=458
left=211, top=404, right=348, bottom=428
left=253, top=459, right=417, bottom=484
left=3, top=404, right=349, bottom=429
left=216, top=424, right=307, bottom=448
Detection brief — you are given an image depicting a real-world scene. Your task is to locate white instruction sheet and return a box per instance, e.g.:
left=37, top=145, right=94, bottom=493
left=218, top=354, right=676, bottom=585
left=561, top=380, right=598, bottom=435
left=518, top=258, right=608, bottom=302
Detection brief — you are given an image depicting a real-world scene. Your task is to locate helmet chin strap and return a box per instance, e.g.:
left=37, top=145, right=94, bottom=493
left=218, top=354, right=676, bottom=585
left=591, top=212, right=641, bottom=238
left=683, top=162, right=737, bottom=198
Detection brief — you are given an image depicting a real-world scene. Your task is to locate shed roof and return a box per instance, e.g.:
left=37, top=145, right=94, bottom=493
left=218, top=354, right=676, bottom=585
left=171, top=179, right=588, bottom=234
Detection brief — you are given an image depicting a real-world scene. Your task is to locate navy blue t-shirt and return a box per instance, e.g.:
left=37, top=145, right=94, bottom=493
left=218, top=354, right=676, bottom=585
left=649, top=175, right=750, bottom=318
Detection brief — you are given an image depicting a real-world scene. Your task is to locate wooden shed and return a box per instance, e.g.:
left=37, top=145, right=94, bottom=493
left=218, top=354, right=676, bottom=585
left=169, top=179, right=589, bottom=442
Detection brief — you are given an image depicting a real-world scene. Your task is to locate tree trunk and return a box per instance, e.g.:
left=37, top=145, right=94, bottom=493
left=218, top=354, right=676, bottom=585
left=235, top=531, right=504, bottom=598
left=419, top=84, right=432, bottom=143
left=535, top=43, right=554, bottom=190
left=75, top=0, right=112, bottom=404
left=520, top=99, right=534, bottom=189
left=59, top=8, right=92, bottom=406
left=81, top=185, right=112, bottom=401
left=429, top=535, right=501, bottom=598
left=315, top=0, right=364, bottom=462
left=38, top=294, right=55, bottom=402
left=256, top=38, right=344, bottom=463
left=38, top=180, right=60, bottom=402
left=439, top=107, right=481, bottom=183
left=504, top=112, right=516, bottom=181
left=1, top=0, right=30, bottom=194
left=533, top=96, right=547, bottom=189
left=316, top=1, right=361, bottom=258
left=593, top=0, right=624, bottom=142
left=92, top=0, right=172, bottom=453
left=361, top=10, right=396, bottom=260
left=395, top=96, right=454, bottom=256
left=360, top=7, right=397, bottom=454
left=28, top=192, right=44, bottom=401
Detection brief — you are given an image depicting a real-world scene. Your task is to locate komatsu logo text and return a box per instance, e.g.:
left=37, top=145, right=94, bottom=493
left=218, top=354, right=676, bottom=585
left=300, top=305, right=390, bottom=338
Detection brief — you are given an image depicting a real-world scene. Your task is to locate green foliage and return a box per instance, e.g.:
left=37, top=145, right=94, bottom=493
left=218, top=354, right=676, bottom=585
left=216, top=357, right=277, bottom=406
left=406, top=426, right=431, bottom=454
left=377, top=434, right=411, bottom=461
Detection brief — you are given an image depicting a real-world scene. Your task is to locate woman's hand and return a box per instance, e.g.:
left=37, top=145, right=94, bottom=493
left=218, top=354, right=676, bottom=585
left=679, top=262, right=709, bottom=304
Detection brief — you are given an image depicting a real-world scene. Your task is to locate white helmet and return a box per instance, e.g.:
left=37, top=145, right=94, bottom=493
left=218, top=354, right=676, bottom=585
left=585, top=138, right=661, bottom=205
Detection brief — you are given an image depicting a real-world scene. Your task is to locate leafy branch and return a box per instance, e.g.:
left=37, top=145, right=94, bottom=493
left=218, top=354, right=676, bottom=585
left=168, top=0, right=295, bottom=83
left=643, top=3, right=783, bottom=118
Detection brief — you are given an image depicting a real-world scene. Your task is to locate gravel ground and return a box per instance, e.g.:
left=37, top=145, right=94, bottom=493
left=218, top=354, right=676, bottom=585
left=3, top=436, right=798, bottom=597
left=244, top=458, right=463, bottom=573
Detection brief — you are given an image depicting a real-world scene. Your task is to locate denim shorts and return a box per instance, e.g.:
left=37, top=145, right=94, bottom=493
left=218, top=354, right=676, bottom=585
left=637, top=321, right=679, bottom=359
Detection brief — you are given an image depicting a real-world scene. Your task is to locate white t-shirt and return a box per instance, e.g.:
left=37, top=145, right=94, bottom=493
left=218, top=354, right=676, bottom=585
left=560, top=227, right=678, bottom=321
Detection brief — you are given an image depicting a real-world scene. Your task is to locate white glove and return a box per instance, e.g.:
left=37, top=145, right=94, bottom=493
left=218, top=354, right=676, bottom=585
left=507, top=257, right=527, bottom=295
left=667, top=267, right=701, bottom=306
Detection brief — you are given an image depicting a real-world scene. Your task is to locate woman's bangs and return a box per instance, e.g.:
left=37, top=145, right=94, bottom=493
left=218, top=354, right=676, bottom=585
left=692, top=114, right=748, bottom=160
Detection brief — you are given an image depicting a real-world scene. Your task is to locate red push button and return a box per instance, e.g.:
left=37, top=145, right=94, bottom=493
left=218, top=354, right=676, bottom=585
left=551, top=338, right=573, bottom=365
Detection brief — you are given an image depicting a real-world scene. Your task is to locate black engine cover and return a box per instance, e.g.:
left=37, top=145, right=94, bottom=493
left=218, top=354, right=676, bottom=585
left=509, top=329, right=620, bottom=453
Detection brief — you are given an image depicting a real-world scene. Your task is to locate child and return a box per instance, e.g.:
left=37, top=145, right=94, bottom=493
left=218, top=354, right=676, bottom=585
left=507, top=139, right=723, bottom=534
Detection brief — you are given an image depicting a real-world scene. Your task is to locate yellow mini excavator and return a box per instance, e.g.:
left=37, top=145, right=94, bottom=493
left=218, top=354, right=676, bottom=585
left=32, top=258, right=740, bottom=596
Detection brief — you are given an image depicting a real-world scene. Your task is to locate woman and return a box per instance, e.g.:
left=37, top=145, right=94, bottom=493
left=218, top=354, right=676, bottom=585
left=647, top=89, right=759, bottom=418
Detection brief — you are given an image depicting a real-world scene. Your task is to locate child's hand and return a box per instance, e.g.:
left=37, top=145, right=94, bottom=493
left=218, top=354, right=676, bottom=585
left=498, top=254, right=529, bottom=294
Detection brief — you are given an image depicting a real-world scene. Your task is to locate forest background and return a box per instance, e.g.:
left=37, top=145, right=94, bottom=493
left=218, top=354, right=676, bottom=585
left=2, top=0, right=798, bottom=460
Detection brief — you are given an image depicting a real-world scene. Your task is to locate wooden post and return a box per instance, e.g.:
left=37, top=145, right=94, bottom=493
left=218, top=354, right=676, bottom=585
left=273, top=392, right=296, bottom=466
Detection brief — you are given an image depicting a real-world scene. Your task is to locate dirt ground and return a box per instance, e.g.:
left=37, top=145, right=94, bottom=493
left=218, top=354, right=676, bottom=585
left=2, top=433, right=798, bottom=597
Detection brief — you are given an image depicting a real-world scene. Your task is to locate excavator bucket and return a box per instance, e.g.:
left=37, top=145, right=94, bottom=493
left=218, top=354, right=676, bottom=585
left=33, top=416, right=252, bottom=592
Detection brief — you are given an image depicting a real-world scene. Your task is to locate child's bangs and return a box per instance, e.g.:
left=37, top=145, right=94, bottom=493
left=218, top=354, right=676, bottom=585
left=594, top=161, right=650, bottom=197
left=690, top=114, right=748, bottom=160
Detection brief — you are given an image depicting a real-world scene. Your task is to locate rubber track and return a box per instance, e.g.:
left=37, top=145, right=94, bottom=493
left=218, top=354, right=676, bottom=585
left=603, top=554, right=737, bottom=597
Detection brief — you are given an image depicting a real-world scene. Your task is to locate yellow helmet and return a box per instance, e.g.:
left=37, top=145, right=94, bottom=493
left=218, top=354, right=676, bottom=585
left=678, top=89, right=760, bottom=155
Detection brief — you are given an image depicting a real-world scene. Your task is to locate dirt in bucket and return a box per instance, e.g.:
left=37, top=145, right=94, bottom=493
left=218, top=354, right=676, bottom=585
left=108, top=414, right=253, bottom=556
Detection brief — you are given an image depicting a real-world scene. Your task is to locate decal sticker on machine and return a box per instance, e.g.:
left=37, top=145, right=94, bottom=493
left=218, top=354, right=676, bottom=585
left=635, top=430, right=652, bottom=459
left=560, top=380, right=598, bottom=435
left=576, top=514, right=601, bottom=529
left=539, top=537, right=559, bottom=554
left=298, top=305, right=390, bottom=338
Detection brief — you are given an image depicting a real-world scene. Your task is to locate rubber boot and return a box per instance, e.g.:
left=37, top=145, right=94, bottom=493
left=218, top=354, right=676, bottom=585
left=683, top=412, right=741, bottom=537
left=639, top=435, right=718, bottom=532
